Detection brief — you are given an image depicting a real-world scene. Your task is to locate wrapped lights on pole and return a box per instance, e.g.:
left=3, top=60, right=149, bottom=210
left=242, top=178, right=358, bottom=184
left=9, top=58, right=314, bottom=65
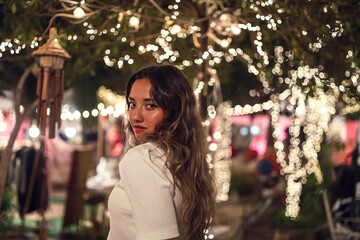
left=32, top=27, right=71, bottom=138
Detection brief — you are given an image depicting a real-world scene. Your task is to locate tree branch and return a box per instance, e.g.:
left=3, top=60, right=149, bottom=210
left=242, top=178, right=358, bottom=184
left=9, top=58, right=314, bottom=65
left=23, top=99, right=39, bottom=118
left=15, top=64, right=35, bottom=115
left=148, top=0, right=171, bottom=16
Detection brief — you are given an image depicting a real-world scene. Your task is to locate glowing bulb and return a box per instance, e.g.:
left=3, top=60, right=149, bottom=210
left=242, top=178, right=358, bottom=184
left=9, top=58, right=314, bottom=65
left=250, top=125, right=261, bottom=136
left=115, top=103, right=126, bottom=115
left=97, top=103, right=105, bottom=110
left=65, top=127, right=77, bottom=138
left=107, top=106, right=114, bottom=115
left=101, top=109, right=108, bottom=116
left=28, top=125, right=40, bottom=138
left=91, top=109, right=99, bottom=117
left=209, top=143, right=218, bottom=151
left=221, top=39, right=229, bottom=48
left=231, top=26, right=241, bottom=35
left=74, top=110, right=81, bottom=119
left=213, top=131, right=222, bottom=140
left=170, top=24, right=181, bottom=35
left=295, top=106, right=305, bottom=116
left=82, top=110, right=90, bottom=118
left=129, top=16, right=140, bottom=28
left=239, top=127, right=249, bottom=136
left=219, top=14, right=229, bottom=21
left=73, top=7, right=85, bottom=19
left=320, top=106, right=328, bottom=114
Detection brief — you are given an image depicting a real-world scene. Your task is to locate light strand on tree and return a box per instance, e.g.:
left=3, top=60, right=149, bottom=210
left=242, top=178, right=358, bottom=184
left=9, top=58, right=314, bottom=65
left=208, top=101, right=233, bottom=202
left=271, top=66, right=337, bottom=218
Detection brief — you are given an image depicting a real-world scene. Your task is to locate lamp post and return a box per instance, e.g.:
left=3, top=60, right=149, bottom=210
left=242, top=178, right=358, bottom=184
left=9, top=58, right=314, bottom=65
left=32, top=27, right=71, bottom=138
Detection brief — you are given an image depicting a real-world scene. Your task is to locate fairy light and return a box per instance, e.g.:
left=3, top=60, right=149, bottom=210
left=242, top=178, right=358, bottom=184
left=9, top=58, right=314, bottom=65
left=82, top=110, right=90, bottom=118
left=3, top=0, right=360, bottom=216
left=53, top=0, right=274, bottom=84
left=64, top=127, right=77, bottom=138
left=129, top=16, right=140, bottom=28
left=73, top=6, right=85, bottom=19
left=28, top=123, right=40, bottom=138
left=194, top=79, right=204, bottom=98
left=59, top=86, right=127, bottom=121
left=0, top=36, right=43, bottom=58
left=0, top=1, right=269, bottom=94
left=104, top=48, right=135, bottom=69
left=169, top=24, right=181, bottom=35
left=211, top=101, right=232, bottom=202
left=97, top=86, right=125, bottom=107
left=191, top=67, right=234, bottom=202
left=60, top=103, right=125, bottom=121
left=91, top=109, right=99, bottom=117
left=100, top=109, right=108, bottom=116
left=220, top=39, right=229, bottom=48
left=271, top=66, right=338, bottom=218
left=230, top=100, right=273, bottom=115
left=97, top=103, right=105, bottom=110
left=0, top=0, right=354, bottom=99
left=341, top=103, right=360, bottom=115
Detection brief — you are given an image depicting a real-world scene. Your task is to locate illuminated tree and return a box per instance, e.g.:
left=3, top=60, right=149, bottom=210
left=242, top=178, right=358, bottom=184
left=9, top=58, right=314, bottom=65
left=1, top=0, right=360, bottom=217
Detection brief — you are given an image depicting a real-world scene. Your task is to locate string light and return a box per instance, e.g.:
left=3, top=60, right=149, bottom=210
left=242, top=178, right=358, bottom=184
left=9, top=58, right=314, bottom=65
left=129, top=16, right=140, bottom=28
left=2, top=0, right=360, bottom=217
left=210, top=101, right=233, bottom=202
left=64, top=127, right=77, bottom=138
left=271, top=66, right=337, bottom=218
left=341, top=103, right=360, bottom=115
left=59, top=86, right=126, bottom=121
left=28, top=123, right=40, bottom=138
left=73, top=7, right=85, bottom=19
left=228, top=100, right=273, bottom=115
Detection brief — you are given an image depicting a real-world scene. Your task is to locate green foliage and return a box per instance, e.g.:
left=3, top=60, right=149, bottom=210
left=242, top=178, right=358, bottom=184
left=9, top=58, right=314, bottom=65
left=274, top=171, right=329, bottom=229
left=274, top=141, right=333, bottom=229
left=0, top=0, right=360, bottom=111
left=229, top=167, right=261, bottom=197
left=0, top=189, right=16, bottom=231
left=229, top=170, right=246, bottom=194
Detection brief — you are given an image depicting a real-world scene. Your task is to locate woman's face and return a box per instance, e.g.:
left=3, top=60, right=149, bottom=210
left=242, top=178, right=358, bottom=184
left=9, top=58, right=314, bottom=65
left=128, top=78, right=165, bottom=141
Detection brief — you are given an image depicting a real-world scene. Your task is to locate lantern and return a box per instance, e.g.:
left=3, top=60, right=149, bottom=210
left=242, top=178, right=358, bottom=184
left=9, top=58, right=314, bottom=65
left=32, top=27, right=71, bottom=138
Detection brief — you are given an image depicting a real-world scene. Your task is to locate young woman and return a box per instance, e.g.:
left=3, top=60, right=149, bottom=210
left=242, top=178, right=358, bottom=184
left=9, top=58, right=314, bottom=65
left=107, top=65, right=215, bottom=240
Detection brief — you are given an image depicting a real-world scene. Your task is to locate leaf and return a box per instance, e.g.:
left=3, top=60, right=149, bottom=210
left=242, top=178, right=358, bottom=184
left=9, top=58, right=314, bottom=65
left=11, top=4, right=17, bottom=14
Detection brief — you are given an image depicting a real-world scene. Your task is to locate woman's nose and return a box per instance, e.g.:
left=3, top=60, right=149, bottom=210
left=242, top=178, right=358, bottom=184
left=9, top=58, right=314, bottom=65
left=131, top=107, right=143, bottom=122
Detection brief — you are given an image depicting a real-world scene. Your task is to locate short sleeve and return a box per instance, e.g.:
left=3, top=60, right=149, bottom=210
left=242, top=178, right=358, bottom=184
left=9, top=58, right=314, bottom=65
left=119, top=144, right=179, bottom=240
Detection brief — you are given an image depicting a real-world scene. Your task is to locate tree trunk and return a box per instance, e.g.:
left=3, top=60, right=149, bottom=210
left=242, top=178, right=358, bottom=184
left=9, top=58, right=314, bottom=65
left=0, top=64, right=37, bottom=215
left=0, top=115, right=24, bottom=209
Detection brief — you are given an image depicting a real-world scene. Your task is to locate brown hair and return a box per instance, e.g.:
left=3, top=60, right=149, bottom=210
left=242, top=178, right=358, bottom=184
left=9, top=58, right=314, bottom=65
left=125, top=65, right=215, bottom=239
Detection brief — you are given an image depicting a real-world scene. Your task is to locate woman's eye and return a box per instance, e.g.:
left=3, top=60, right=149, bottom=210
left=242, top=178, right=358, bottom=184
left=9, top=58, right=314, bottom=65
left=146, top=104, right=157, bottom=109
left=129, top=102, right=136, bottom=109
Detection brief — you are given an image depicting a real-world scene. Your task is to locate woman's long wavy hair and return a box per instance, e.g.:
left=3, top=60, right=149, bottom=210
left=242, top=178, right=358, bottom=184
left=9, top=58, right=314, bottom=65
left=125, top=65, right=215, bottom=239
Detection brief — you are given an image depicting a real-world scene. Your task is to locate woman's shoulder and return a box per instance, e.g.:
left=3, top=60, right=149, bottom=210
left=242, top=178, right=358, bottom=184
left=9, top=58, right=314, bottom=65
left=121, top=142, right=165, bottom=168
left=127, top=142, right=162, bottom=156
left=120, top=142, right=171, bottom=181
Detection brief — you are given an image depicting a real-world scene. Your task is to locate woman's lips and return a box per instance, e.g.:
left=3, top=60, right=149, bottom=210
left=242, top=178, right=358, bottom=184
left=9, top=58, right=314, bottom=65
left=134, top=126, right=146, bottom=133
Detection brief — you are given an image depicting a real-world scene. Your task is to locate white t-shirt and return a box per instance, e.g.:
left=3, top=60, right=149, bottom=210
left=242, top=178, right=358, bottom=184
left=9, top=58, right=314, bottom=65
left=107, top=142, right=184, bottom=240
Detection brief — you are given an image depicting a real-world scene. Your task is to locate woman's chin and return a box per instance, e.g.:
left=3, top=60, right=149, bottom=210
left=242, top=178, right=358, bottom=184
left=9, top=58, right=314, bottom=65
left=135, top=133, right=146, bottom=142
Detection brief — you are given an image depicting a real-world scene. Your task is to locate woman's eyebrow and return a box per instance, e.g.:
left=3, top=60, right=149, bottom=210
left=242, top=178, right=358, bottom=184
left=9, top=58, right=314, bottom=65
left=128, top=97, right=154, bottom=102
